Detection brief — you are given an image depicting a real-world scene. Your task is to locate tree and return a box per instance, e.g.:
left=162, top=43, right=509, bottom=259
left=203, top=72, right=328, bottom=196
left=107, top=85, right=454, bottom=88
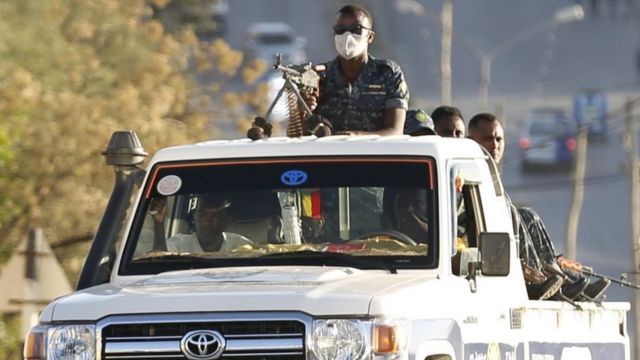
left=0, top=1, right=270, bottom=356
left=0, top=0, right=267, bottom=265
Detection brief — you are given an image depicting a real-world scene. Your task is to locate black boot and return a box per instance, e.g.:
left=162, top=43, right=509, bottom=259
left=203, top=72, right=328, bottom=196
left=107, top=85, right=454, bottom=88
left=582, top=278, right=611, bottom=300
left=562, top=276, right=589, bottom=300
left=527, top=274, right=563, bottom=300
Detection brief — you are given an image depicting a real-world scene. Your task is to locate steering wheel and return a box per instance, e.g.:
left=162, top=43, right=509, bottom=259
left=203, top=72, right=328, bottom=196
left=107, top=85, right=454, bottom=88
left=354, top=230, right=417, bottom=246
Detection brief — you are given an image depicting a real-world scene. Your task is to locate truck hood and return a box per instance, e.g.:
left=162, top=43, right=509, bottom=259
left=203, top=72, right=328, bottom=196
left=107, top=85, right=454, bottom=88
left=47, top=266, right=435, bottom=321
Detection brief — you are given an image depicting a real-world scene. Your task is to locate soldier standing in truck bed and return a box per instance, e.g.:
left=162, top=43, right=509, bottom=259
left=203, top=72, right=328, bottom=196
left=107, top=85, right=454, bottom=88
left=303, top=4, right=409, bottom=136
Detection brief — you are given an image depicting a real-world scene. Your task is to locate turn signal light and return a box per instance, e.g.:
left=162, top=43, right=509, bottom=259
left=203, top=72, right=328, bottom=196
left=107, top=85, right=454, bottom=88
left=23, top=329, right=45, bottom=360
left=373, top=325, right=398, bottom=353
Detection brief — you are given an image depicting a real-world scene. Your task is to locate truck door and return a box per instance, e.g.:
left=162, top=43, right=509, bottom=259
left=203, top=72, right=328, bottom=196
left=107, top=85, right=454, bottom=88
left=451, top=160, right=523, bottom=359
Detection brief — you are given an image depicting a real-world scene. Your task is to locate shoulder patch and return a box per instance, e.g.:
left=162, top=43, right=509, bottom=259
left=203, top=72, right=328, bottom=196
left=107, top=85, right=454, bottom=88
left=399, top=80, right=408, bottom=95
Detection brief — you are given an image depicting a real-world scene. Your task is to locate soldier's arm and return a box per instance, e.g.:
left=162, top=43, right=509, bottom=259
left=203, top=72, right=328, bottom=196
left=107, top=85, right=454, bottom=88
left=384, top=64, right=410, bottom=130
left=343, top=62, right=409, bottom=136
left=381, top=108, right=406, bottom=135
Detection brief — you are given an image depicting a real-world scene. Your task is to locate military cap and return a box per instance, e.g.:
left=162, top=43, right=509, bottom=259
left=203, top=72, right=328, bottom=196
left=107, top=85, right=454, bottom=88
left=404, top=109, right=436, bottom=136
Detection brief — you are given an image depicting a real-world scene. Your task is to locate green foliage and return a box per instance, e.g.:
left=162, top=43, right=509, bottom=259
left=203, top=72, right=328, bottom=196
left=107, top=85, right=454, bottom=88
left=0, top=314, right=21, bottom=360
left=0, top=0, right=267, bottom=266
left=0, top=0, right=206, bottom=247
left=0, top=1, right=267, bottom=355
left=0, top=126, right=11, bottom=165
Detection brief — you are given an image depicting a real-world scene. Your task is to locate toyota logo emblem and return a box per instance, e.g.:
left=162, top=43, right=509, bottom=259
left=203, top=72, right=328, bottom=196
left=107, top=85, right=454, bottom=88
left=281, top=169, right=308, bottom=186
left=180, top=330, right=226, bottom=360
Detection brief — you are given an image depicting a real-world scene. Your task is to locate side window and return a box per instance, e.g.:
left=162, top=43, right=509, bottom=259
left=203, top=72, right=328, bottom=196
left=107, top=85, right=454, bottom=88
left=450, top=162, right=485, bottom=252
left=457, top=184, right=485, bottom=249
left=452, top=184, right=485, bottom=276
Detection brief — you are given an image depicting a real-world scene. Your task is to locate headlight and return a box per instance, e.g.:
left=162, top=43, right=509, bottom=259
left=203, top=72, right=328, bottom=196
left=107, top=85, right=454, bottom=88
left=311, top=319, right=369, bottom=360
left=24, top=324, right=96, bottom=360
left=309, top=318, right=411, bottom=360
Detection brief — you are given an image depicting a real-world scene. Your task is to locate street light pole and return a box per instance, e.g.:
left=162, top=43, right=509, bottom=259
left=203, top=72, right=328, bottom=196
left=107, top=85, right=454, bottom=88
left=478, top=54, right=492, bottom=111
left=395, top=0, right=453, bottom=105
left=440, top=0, right=453, bottom=105
left=395, top=1, right=583, bottom=111
left=625, top=98, right=640, bottom=360
left=476, top=4, right=584, bottom=110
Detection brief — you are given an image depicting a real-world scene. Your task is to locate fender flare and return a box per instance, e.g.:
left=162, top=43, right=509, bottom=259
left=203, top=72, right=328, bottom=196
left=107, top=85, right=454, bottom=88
left=414, top=340, right=457, bottom=360
left=409, top=319, right=462, bottom=360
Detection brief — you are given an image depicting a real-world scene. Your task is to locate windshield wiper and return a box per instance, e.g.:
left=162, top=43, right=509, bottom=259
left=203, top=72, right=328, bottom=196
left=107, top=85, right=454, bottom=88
left=260, top=250, right=398, bottom=274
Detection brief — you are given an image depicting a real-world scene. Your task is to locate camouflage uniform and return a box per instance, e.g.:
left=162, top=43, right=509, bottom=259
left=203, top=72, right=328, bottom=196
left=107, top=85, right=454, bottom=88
left=308, top=55, right=410, bottom=133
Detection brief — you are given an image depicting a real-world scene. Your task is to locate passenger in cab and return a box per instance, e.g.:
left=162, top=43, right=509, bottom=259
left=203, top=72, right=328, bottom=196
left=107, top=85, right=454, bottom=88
left=304, top=4, right=409, bottom=136
left=394, top=188, right=429, bottom=243
left=431, top=105, right=466, bottom=138
left=152, top=193, right=253, bottom=253
left=380, top=110, right=435, bottom=229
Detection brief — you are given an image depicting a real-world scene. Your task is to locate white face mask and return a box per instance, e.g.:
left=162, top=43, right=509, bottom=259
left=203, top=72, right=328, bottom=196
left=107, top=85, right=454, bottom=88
left=334, top=32, right=368, bottom=60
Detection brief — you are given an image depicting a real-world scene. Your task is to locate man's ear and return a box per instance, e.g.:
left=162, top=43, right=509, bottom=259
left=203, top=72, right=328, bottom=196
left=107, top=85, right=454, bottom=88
left=368, top=30, right=375, bottom=44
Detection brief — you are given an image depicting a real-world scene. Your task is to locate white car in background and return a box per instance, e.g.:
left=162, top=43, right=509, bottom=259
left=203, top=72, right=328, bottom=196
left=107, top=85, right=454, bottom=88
left=244, top=22, right=308, bottom=65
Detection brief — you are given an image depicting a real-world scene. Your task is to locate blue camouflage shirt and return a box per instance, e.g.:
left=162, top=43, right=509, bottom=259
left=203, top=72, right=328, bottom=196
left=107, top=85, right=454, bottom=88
left=309, top=55, right=409, bottom=133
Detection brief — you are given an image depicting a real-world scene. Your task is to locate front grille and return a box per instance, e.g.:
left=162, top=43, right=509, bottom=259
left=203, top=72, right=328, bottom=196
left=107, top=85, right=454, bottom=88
left=98, top=313, right=308, bottom=360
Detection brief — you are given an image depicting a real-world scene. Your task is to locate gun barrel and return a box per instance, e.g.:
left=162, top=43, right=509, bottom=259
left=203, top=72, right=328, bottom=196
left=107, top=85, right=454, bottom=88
left=275, top=64, right=302, bottom=76
left=583, top=269, right=640, bottom=290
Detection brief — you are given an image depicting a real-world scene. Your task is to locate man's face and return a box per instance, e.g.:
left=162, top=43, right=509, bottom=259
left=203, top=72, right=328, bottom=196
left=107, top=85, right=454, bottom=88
left=469, top=120, right=505, bottom=164
left=194, top=204, right=230, bottom=240
left=395, top=190, right=429, bottom=243
left=435, top=116, right=465, bottom=138
left=334, top=11, right=374, bottom=44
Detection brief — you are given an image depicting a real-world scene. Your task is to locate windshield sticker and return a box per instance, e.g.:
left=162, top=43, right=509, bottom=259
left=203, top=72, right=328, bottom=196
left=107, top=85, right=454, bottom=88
left=156, top=175, right=182, bottom=195
left=280, top=170, right=308, bottom=186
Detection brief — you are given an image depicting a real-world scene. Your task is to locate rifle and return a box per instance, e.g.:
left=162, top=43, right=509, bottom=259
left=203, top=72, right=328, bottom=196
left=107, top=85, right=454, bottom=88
left=247, top=53, right=329, bottom=140
left=558, top=257, right=640, bottom=290
left=582, top=267, right=640, bottom=290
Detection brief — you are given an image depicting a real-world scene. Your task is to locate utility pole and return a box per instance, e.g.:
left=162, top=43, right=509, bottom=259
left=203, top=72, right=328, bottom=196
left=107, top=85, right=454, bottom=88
left=565, top=126, right=588, bottom=260
left=393, top=0, right=451, bottom=104
left=625, top=98, right=640, bottom=360
left=478, top=54, right=492, bottom=111
left=440, top=0, right=452, bottom=105
left=475, top=5, right=583, bottom=111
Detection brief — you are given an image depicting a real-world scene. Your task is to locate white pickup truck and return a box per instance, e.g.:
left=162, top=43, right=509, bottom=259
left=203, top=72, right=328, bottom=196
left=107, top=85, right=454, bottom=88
left=24, top=132, right=629, bottom=360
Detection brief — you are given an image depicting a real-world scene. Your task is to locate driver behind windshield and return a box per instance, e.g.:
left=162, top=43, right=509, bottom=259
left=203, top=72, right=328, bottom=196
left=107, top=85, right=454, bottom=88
left=154, top=193, right=253, bottom=252
left=394, top=189, right=429, bottom=244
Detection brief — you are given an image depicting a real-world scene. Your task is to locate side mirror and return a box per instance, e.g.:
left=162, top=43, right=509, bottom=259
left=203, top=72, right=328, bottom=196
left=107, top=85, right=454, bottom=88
left=479, top=232, right=510, bottom=276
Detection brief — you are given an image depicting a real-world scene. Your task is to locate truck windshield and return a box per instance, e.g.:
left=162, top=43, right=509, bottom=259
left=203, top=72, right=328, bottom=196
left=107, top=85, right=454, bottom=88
left=120, top=157, right=437, bottom=275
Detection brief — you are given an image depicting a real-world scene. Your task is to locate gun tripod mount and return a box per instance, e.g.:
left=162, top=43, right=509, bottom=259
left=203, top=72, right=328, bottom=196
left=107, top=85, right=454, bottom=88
left=248, top=54, right=326, bottom=140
